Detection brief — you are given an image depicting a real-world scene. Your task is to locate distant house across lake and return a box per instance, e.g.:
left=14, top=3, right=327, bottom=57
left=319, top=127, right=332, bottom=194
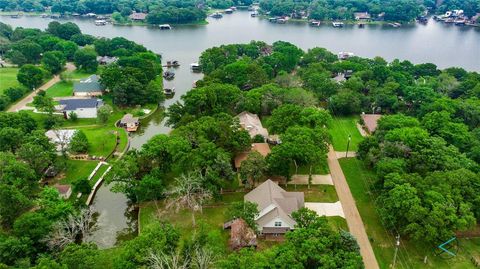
left=73, top=75, right=103, bottom=97
left=129, top=12, right=147, bottom=21
left=354, top=12, right=371, bottom=21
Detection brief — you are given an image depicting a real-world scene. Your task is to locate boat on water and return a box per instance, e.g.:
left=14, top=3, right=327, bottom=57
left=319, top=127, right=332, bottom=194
left=165, top=60, right=180, bottom=68
left=163, top=70, right=175, bottom=80
left=164, top=87, right=175, bottom=96
left=40, top=14, right=48, bottom=18
left=388, top=22, right=402, bottom=27
left=159, top=24, right=172, bottom=30
left=251, top=12, right=259, bottom=17
left=338, top=51, right=355, bottom=60
left=190, top=63, right=201, bottom=72
left=332, top=21, right=344, bottom=27
left=224, top=8, right=233, bottom=14
left=10, top=14, right=20, bottom=18
left=211, top=12, right=223, bottom=19
left=277, top=18, right=287, bottom=24
left=310, top=20, right=321, bottom=27
left=454, top=18, right=466, bottom=25
left=95, top=20, right=107, bottom=26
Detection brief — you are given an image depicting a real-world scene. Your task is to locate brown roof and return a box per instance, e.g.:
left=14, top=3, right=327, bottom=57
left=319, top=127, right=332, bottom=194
left=120, top=113, right=139, bottom=124
left=361, top=114, right=382, bottom=133
left=229, top=218, right=257, bottom=250
left=54, top=184, right=71, bottom=194
left=234, top=143, right=271, bottom=169
left=354, top=12, right=371, bottom=20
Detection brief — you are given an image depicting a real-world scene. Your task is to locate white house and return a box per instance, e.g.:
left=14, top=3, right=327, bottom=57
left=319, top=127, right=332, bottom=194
left=58, top=99, right=103, bottom=118
left=245, top=179, right=304, bottom=236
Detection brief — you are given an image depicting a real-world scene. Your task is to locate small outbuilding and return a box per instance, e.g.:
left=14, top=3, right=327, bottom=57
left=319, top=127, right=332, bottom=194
left=354, top=12, right=371, bottom=21
left=54, top=184, right=72, bottom=199
left=225, top=218, right=257, bottom=250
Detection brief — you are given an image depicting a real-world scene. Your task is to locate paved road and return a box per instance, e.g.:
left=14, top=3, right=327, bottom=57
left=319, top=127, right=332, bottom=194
left=7, top=63, right=76, bottom=112
left=327, top=147, right=379, bottom=269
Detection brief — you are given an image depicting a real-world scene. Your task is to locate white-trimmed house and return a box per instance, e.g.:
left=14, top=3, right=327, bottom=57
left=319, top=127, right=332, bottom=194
left=58, top=99, right=103, bottom=119
left=245, top=179, right=304, bottom=236
left=73, top=75, right=104, bottom=97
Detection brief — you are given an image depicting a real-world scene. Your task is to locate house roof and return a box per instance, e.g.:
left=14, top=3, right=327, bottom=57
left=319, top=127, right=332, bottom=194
left=73, top=75, right=103, bottom=93
left=245, top=179, right=304, bottom=230
left=59, top=99, right=102, bottom=110
left=54, top=184, right=71, bottom=194
left=237, top=111, right=269, bottom=138
left=234, top=143, right=271, bottom=169
left=120, top=113, right=139, bottom=124
left=129, top=12, right=147, bottom=20
left=97, top=56, right=118, bottom=65
left=361, top=114, right=382, bottom=133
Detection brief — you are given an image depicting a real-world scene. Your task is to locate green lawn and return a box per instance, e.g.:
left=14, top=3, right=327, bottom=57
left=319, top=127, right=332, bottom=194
left=60, top=160, right=99, bottom=184
left=290, top=162, right=329, bottom=175
left=79, top=126, right=118, bottom=157
left=46, top=81, right=73, bottom=97
left=339, top=158, right=480, bottom=269
left=285, top=185, right=338, bottom=203
left=62, top=69, right=95, bottom=80
left=329, top=116, right=364, bottom=151
left=0, top=68, right=20, bottom=94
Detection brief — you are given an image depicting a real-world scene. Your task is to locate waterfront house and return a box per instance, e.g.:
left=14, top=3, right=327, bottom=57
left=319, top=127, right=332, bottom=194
left=129, top=12, right=147, bottom=21
left=119, top=114, right=140, bottom=132
left=58, top=99, right=103, bottom=119
left=234, top=143, right=271, bottom=170
left=237, top=111, right=269, bottom=139
left=361, top=113, right=382, bottom=134
left=245, top=179, right=304, bottom=237
left=354, top=12, right=371, bottom=21
left=73, top=75, right=104, bottom=97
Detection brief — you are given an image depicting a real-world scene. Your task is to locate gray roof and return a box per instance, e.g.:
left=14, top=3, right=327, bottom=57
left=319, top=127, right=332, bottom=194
left=245, top=179, right=304, bottom=229
left=60, top=99, right=102, bottom=110
left=73, top=75, right=103, bottom=93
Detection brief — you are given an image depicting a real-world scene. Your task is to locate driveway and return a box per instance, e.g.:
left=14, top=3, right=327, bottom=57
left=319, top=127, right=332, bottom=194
left=7, top=63, right=76, bottom=112
left=305, top=201, right=345, bottom=218
left=290, top=174, right=334, bottom=185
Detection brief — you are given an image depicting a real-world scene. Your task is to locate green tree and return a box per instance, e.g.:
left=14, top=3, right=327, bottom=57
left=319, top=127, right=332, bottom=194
left=72, top=178, right=91, bottom=194
left=0, top=184, right=32, bottom=227
left=239, top=151, right=267, bottom=186
left=59, top=243, right=99, bottom=269
left=42, top=50, right=66, bottom=74
left=227, top=201, right=259, bottom=231
left=74, top=48, right=98, bottom=72
left=17, top=64, right=45, bottom=90
left=97, top=104, right=112, bottom=124
left=68, top=130, right=89, bottom=154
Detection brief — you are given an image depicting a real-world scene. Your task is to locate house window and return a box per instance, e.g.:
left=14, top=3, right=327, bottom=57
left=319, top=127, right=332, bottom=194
left=274, top=221, right=282, bottom=227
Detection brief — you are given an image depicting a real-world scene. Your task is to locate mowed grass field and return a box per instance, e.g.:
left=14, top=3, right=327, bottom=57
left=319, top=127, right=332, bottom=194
left=329, top=116, right=364, bottom=151
left=0, top=68, right=20, bottom=94
left=46, top=81, right=73, bottom=97
left=339, top=158, right=480, bottom=269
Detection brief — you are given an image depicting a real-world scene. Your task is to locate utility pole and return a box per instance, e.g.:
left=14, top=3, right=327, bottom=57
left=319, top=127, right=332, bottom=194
left=345, top=135, right=351, bottom=158
left=392, top=234, right=400, bottom=268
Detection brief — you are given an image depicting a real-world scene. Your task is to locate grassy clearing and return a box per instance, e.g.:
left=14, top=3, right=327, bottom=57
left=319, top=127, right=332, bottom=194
left=285, top=185, right=338, bottom=203
left=46, top=81, right=73, bottom=97
left=60, top=160, right=99, bottom=184
left=0, top=68, right=20, bottom=94
left=329, top=116, right=363, bottom=151
left=289, top=162, right=329, bottom=175
left=63, top=69, right=95, bottom=80
left=80, top=126, right=118, bottom=157
left=339, top=158, right=480, bottom=269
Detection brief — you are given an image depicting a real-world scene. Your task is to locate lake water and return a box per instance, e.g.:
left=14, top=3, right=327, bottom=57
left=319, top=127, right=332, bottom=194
left=2, top=11, right=479, bottom=248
